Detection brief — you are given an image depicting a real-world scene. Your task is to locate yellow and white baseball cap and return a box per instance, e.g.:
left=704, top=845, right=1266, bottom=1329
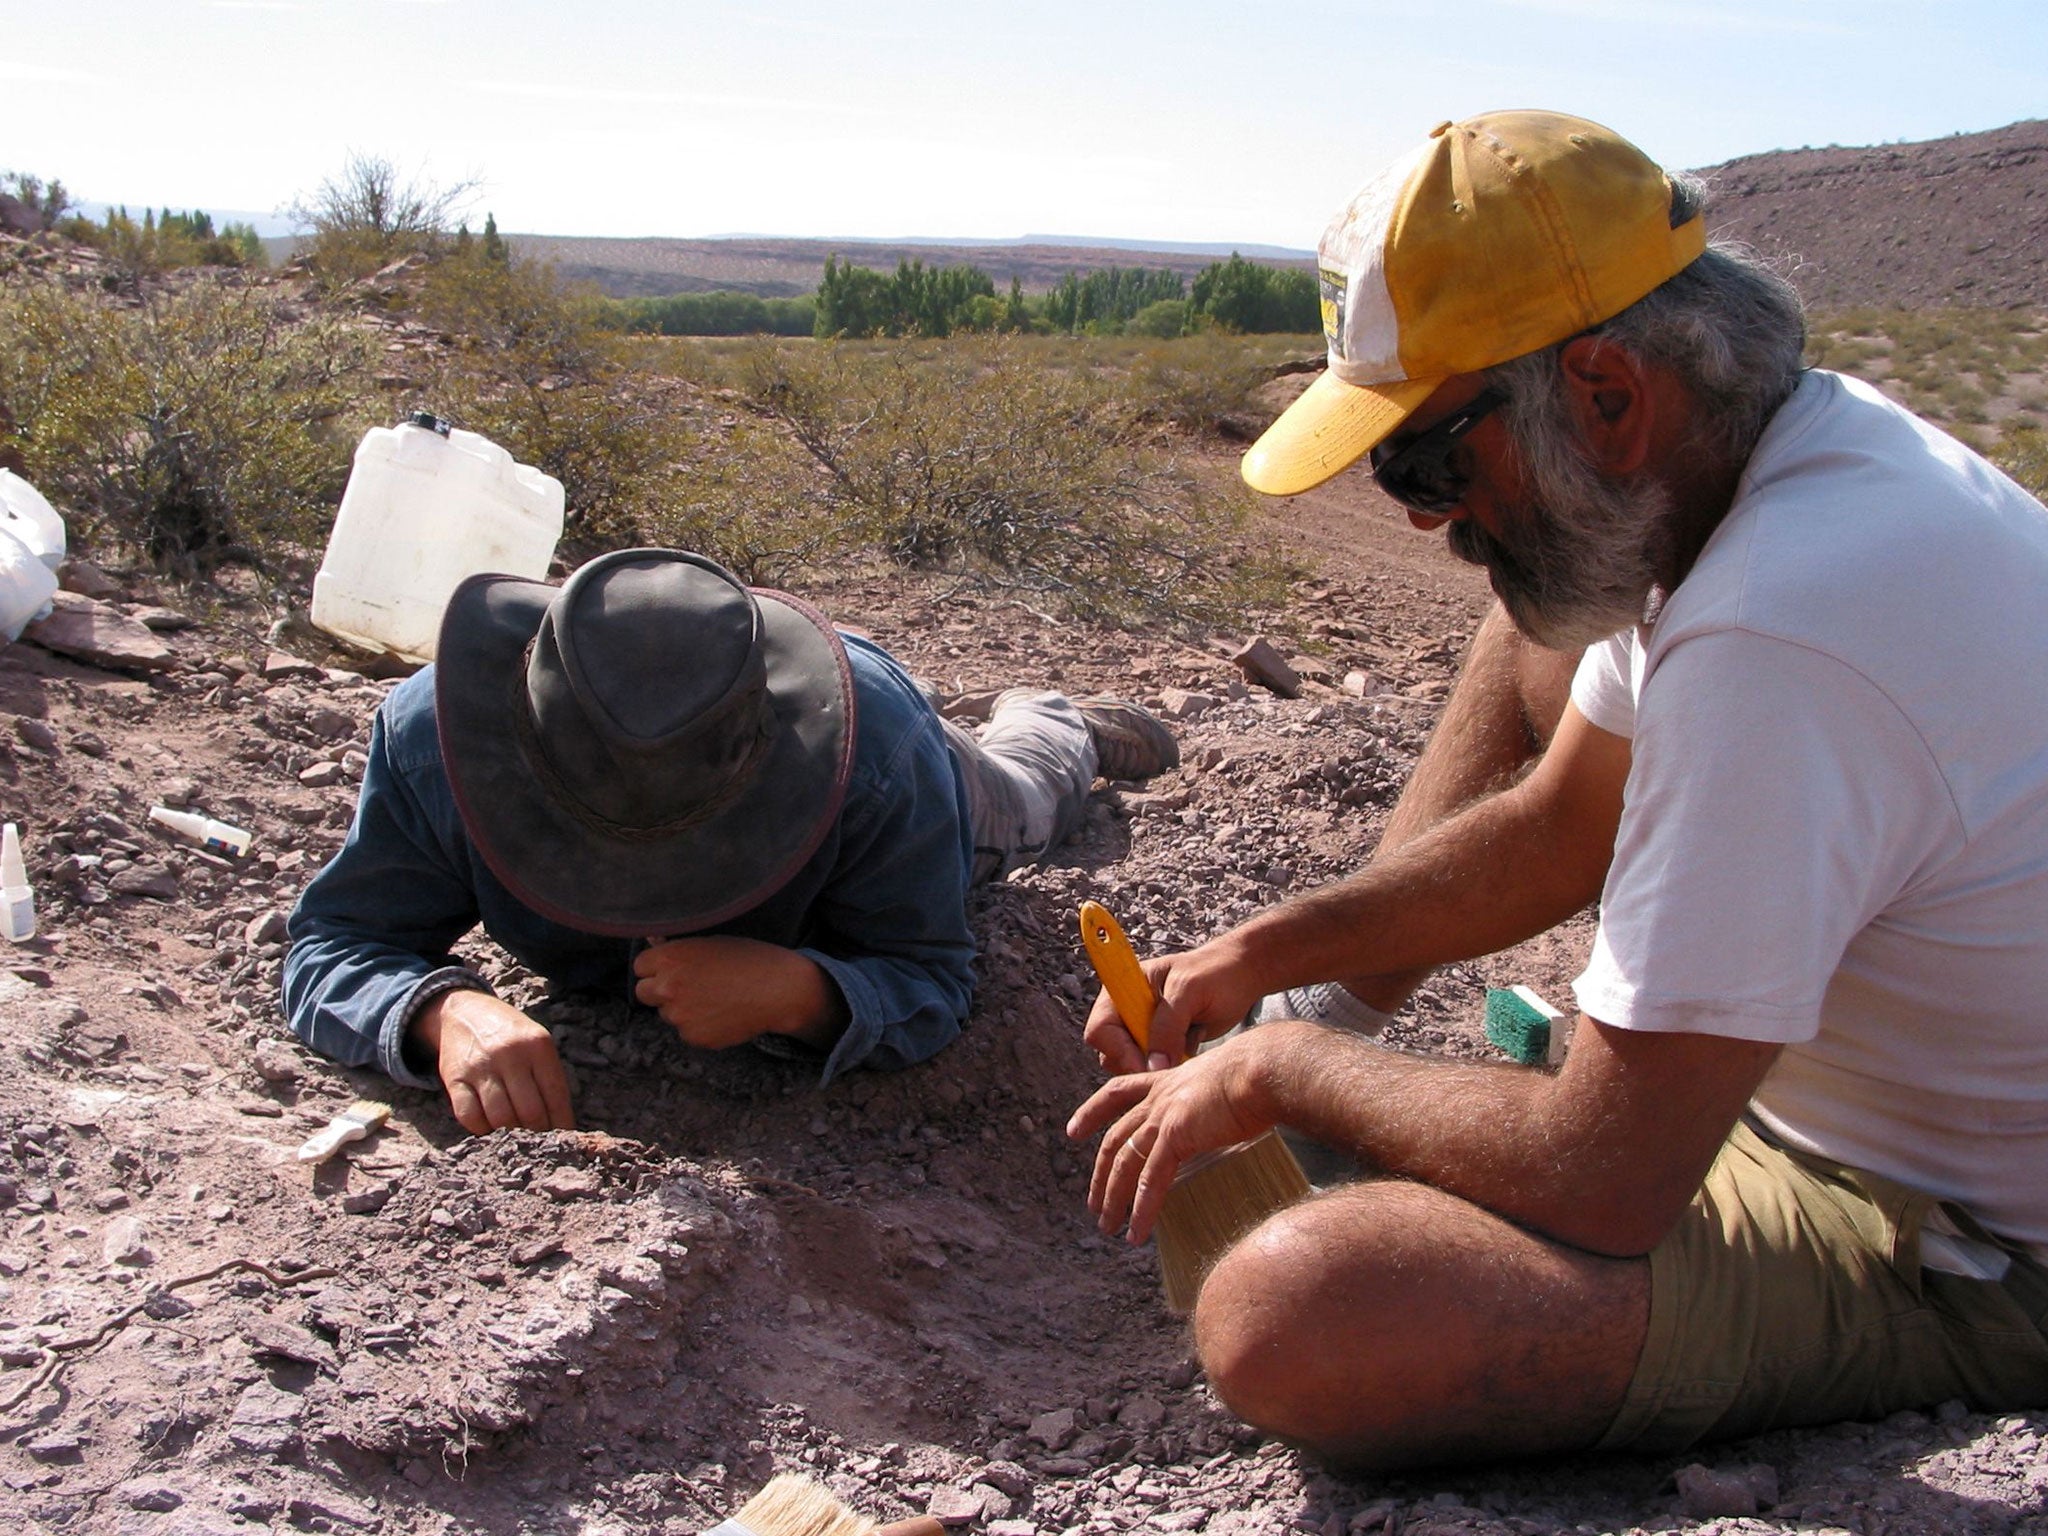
left=1241, top=110, right=1707, bottom=497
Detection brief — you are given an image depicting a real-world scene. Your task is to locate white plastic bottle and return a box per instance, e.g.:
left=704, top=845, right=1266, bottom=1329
left=1, top=822, right=33, bottom=942
left=147, top=805, right=253, bottom=857
left=310, top=413, right=565, bottom=664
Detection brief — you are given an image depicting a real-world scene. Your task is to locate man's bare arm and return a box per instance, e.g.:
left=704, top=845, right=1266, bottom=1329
left=1087, top=705, right=1631, bottom=1068
left=1240, top=703, right=1627, bottom=992
left=1074, top=1015, right=1780, bottom=1254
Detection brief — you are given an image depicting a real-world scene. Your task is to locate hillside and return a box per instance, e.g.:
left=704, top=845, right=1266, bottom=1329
left=500, top=119, right=2048, bottom=310
left=1696, top=119, right=2048, bottom=309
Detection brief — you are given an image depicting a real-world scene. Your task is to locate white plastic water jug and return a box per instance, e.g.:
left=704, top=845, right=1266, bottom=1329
left=0, top=468, right=67, bottom=570
left=0, top=524, right=58, bottom=643
left=311, top=414, right=565, bottom=663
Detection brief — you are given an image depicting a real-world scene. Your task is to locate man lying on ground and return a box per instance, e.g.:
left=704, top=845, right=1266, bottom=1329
left=1070, top=110, right=2048, bottom=1469
left=284, top=546, right=1177, bottom=1134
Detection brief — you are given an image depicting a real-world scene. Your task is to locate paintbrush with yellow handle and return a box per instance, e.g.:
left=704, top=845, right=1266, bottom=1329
left=1078, top=901, right=1312, bottom=1314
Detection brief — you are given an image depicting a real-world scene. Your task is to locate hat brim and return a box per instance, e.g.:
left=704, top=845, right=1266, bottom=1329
left=1240, top=369, right=1442, bottom=497
left=434, top=572, right=854, bottom=938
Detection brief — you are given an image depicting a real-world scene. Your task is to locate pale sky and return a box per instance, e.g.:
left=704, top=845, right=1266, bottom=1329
left=3, top=0, right=2044, bottom=248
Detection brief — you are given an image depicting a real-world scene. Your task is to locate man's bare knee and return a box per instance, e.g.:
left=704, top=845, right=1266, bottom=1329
left=1190, top=1187, right=1421, bottom=1458
left=1188, top=1180, right=1646, bottom=1470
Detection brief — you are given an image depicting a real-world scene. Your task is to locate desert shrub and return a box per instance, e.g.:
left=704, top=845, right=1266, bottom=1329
left=287, top=152, right=475, bottom=286
left=413, top=249, right=697, bottom=556
left=76, top=207, right=259, bottom=287
left=1120, top=331, right=1294, bottom=435
left=1995, top=423, right=2048, bottom=500
left=0, top=274, right=373, bottom=570
left=638, top=415, right=854, bottom=585
left=690, top=336, right=1278, bottom=623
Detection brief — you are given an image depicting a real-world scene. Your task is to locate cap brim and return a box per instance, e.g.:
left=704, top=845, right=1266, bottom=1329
left=1241, top=370, right=1441, bottom=497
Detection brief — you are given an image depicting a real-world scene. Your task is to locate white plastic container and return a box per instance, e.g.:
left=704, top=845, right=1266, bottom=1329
left=148, top=805, right=253, bottom=858
left=0, top=468, right=66, bottom=571
left=1, top=821, right=33, bottom=942
left=310, top=414, right=565, bottom=663
left=0, top=525, right=58, bottom=643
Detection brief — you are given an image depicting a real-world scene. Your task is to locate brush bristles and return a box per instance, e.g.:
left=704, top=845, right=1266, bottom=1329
left=1157, top=1130, right=1313, bottom=1314
left=720, top=1474, right=874, bottom=1536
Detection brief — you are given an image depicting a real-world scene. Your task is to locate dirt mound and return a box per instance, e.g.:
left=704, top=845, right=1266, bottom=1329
left=1697, top=119, right=2048, bottom=310
left=0, top=465, right=2041, bottom=1534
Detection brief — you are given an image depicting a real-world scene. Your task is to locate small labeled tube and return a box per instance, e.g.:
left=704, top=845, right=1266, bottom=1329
left=1, top=821, right=33, bottom=942
left=147, top=805, right=253, bottom=857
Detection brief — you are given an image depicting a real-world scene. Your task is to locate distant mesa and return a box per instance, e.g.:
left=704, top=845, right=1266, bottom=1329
left=219, top=117, right=2048, bottom=311
left=503, top=233, right=1318, bottom=302
left=512, top=119, right=2048, bottom=310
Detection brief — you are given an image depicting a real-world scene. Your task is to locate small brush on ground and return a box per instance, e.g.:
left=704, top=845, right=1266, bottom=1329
left=705, top=1473, right=943, bottom=1536
left=295, top=1099, right=392, bottom=1164
left=1079, top=901, right=1313, bottom=1314
left=1483, top=985, right=1570, bottom=1066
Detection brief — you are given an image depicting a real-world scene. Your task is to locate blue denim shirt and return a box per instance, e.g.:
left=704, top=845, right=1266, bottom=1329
left=282, top=635, right=977, bottom=1091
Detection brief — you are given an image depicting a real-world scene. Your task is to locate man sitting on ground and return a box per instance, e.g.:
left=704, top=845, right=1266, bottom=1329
left=285, top=547, right=1177, bottom=1135
left=1070, top=110, right=2048, bottom=1468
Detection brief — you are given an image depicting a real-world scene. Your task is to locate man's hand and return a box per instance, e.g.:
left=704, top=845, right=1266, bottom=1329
left=1067, top=1028, right=1279, bottom=1244
left=633, top=935, right=849, bottom=1052
left=412, top=990, right=575, bottom=1136
left=1082, top=936, right=1268, bottom=1075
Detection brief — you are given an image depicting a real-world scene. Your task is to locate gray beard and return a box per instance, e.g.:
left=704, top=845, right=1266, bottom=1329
left=1445, top=468, right=1677, bottom=652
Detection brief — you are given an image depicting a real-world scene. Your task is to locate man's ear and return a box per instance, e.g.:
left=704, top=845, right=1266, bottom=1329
left=1558, top=334, right=1655, bottom=476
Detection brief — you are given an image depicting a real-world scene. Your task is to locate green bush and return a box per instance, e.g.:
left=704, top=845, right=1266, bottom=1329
left=0, top=274, right=372, bottom=570
left=1995, top=423, right=2048, bottom=501
left=813, top=255, right=997, bottom=339
left=1120, top=331, right=1285, bottom=433
left=684, top=336, right=1280, bottom=624
left=600, top=290, right=815, bottom=338
left=1041, top=268, right=1186, bottom=333
left=1126, top=299, right=1189, bottom=339
left=1190, top=254, right=1319, bottom=333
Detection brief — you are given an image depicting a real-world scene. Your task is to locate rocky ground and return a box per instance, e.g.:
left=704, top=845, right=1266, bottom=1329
left=0, top=455, right=2044, bottom=1536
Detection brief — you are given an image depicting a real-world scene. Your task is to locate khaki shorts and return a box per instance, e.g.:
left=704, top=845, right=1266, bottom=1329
left=1599, top=1120, right=2048, bottom=1454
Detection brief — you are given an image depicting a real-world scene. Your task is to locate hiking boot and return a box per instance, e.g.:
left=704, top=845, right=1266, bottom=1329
left=1075, top=696, right=1180, bottom=781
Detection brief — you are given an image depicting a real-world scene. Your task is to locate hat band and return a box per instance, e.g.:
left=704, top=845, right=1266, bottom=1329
left=509, top=642, right=776, bottom=844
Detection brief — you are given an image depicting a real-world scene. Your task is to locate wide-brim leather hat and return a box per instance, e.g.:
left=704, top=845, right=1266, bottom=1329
left=435, top=548, right=854, bottom=937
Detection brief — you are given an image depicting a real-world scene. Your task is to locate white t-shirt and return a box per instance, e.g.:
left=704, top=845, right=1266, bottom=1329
left=1571, top=370, right=2048, bottom=1251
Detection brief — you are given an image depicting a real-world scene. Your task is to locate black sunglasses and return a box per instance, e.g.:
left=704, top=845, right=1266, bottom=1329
left=1369, top=389, right=1506, bottom=514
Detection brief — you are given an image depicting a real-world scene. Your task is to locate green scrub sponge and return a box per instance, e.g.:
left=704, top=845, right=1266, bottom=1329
left=1484, top=985, right=1565, bottom=1066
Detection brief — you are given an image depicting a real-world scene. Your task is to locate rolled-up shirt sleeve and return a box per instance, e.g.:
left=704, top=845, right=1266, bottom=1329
left=772, top=652, right=978, bottom=1085
left=282, top=683, right=492, bottom=1091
